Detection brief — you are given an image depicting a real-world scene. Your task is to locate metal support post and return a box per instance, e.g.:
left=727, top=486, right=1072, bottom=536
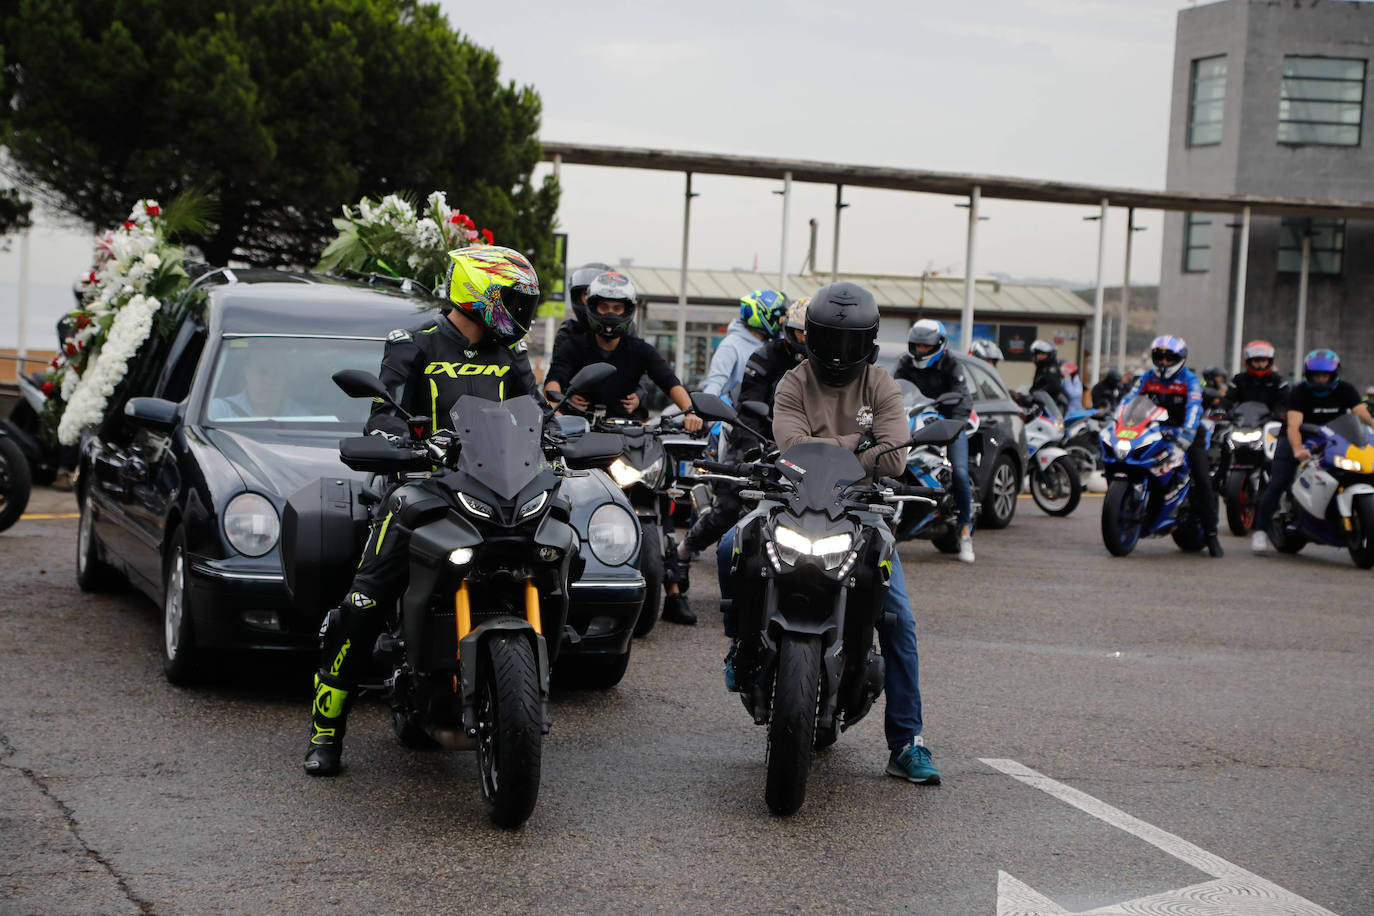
left=960, top=186, right=981, bottom=354
left=1229, top=206, right=1251, bottom=376
left=831, top=184, right=846, bottom=283
left=778, top=171, right=792, bottom=295
left=675, top=172, right=696, bottom=376
left=1088, top=199, right=1109, bottom=385
left=1294, top=227, right=1311, bottom=383
left=1118, top=207, right=1134, bottom=374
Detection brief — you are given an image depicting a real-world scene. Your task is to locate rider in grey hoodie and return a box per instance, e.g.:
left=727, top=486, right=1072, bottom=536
left=701, top=289, right=787, bottom=397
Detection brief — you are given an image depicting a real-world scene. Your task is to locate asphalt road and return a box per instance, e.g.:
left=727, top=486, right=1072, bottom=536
left=1, top=489, right=1371, bottom=915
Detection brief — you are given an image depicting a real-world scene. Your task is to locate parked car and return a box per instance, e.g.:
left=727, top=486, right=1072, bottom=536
left=877, top=343, right=1026, bottom=529
left=75, top=269, right=644, bottom=684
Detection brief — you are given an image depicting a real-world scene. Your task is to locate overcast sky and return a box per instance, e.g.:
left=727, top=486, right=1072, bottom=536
left=1, top=0, right=1196, bottom=348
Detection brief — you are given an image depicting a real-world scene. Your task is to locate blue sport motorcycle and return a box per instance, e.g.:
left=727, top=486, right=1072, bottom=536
left=1098, top=397, right=1211, bottom=556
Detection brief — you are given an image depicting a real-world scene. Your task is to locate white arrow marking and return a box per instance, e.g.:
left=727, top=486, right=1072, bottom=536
left=981, top=758, right=1339, bottom=916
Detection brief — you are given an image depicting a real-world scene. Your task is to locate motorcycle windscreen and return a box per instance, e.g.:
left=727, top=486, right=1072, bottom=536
left=896, top=378, right=930, bottom=416
left=775, top=441, right=867, bottom=511
left=1116, top=397, right=1166, bottom=431
left=448, top=395, right=547, bottom=500
left=1324, top=412, right=1369, bottom=448
left=1232, top=400, right=1271, bottom=428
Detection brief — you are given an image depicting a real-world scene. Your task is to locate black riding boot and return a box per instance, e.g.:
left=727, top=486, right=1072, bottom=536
left=303, top=672, right=351, bottom=776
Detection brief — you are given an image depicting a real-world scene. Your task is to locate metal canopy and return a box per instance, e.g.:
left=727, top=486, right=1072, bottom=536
left=541, top=142, right=1374, bottom=219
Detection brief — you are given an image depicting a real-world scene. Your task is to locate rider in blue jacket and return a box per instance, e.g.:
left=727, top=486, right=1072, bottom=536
left=700, top=289, right=787, bottom=397
left=1115, top=335, right=1223, bottom=558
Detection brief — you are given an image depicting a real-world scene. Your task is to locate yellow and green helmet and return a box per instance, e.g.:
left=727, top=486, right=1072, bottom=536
left=443, top=246, right=540, bottom=343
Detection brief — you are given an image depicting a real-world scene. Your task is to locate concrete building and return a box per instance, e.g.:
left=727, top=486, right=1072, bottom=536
left=1158, top=0, right=1374, bottom=384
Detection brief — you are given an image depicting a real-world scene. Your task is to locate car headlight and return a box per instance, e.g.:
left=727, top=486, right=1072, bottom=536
left=518, top=490, right=549, bottom=519
left=1113, top=439, right=1131, bottom=460
left=457, top=491, right=493, bottom=519
left=224, top=492, right=280, bottom=557
left=607, top=457, right=643, bottom=488
left=587, top=503, right=638, bottom=566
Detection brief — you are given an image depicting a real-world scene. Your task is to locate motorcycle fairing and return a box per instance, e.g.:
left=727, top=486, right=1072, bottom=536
left=448, top=395, right=548, bottom=500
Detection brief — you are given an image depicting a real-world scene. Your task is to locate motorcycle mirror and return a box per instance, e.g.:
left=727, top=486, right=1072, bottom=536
left=689, top=391, right=738, bottom=424
left=333, top=369, right=394, bottom=405
left=740, top=400, right=770, bottom=421
left=545, top=388, right=565, bottom=404
left=909, top=417, right=966, bottom=448
left=567, top=362, right=616, bottom=396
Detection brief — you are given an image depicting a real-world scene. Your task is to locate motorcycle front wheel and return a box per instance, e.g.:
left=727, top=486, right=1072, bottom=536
left=476, top=633, right=543, bottom=829
left=1101, top=479, right=1143, bottom=556
left=1224, top=468, right=1260, bottom=536
left=1346, top=493, right=1374, bottom=569
left=1268, top=495, right=1307, bottom=555
left=764, top=634, right=822, bottom=817
left=1031, top=457, right=1082, bottom=517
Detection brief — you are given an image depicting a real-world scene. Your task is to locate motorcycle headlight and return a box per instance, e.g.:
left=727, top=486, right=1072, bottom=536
left=607, top=457, right=644, bottom=488
left=641, top=455, right=666, bottom=490
left=768, top=526, right=854, bottom=571
left=1113, top=439, right=1131, bottom=460
left=1231, top=430, right=1262, bottom=444
left=772, top=525, right=811, bottom=567
left=457, top=491, right=493, bottom=519
left=518, top=490, right=549, bottom=519
left=812, top=532, right=854, bottom=570
left=588, top=503, right=638, bottom=566
left=223, top=492, right=280, bottom=557
left=1334, top=455, right=1368, bottom=473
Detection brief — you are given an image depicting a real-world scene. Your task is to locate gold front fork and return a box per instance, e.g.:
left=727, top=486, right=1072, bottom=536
left=524, top=578, right=542, bottom=634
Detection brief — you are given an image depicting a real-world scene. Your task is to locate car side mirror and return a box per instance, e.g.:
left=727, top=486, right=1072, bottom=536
left=124, top=397, right=179, bottom=432
left=690, top=391, right=737, bottom=424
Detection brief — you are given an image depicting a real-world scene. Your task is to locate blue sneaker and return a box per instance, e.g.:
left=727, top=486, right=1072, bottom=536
left=723, top=641, right=739, bottom=692
left=886, top=738, right=941, bottom=785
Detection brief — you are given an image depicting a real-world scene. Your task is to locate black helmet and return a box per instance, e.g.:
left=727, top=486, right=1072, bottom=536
left=585, top=271, right=637, bottom=338
left=1203, top=365, right=1226, bottom=383
left=804, top=282, right=879, bottom=388
left=1104, top=368, right=1122, bottom=386
left=568, top=261, right=614, bottom=329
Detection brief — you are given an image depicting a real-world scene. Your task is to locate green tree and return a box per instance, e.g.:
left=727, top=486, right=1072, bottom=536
left=0, top=0, right=558, bottom=282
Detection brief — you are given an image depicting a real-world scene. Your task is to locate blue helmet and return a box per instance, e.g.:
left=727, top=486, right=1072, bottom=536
left=907, top=319, right=947, bottom=369
left=740, top=289, right=788, bottom=338
left=1150, top=334, right=1188, bottom=380
left=1303, top=348, right=1340, bottom=395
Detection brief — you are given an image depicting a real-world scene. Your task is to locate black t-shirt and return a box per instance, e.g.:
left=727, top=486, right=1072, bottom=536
left=546, top=331, right=681, bottom=419
left=1287, top=380, right=1362, bottom=429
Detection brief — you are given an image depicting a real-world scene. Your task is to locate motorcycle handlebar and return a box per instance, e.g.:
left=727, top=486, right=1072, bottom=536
left=878, top=478, right=944, bottom=499
left=695, top=459, right=756, bottom=477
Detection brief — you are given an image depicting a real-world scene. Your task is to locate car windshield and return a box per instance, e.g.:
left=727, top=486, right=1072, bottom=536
left=202, top=336, right=383, bottom=429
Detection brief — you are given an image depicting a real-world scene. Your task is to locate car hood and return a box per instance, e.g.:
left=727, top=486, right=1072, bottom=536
left=203, top=427, right=359, bottom=500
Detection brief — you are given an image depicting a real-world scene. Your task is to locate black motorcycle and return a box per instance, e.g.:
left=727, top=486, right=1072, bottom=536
left=1220, top=400, right=1279, bottom=536
left=697, top=401, right=958, bottom=816
left=0, top=426, right=32, bottom=532
left=284, top=364, right=621, bottom=828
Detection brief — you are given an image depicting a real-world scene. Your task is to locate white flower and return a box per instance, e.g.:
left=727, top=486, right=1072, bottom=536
left=142, top=252, right=162, bottom=271
left=57, top=295, right=160, bottom=445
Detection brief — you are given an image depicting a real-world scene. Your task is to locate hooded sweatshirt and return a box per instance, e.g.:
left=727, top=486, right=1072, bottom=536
left=773, top=362, right=909, bottom=480
left=702, top=318, right=765, bottom=397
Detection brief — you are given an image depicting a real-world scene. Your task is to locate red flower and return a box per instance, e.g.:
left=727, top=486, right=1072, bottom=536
left=41, top=381, right=55, bottom=398
left=76, top=314, right=91, bottom=329
left=50, top=357, right=60, bottom=368
left=123, top=221, right=135, bottom=230
left=449, top=212, right=464, bottom=225
left=86, top=271, right=97, bottom=284
left=480, top=228, right=494, bottom=245
left=462, top=215, right=476, bottom=230
left=64, top=343, right=78, bottom=357
left=146, top=204, right=161, bottom=217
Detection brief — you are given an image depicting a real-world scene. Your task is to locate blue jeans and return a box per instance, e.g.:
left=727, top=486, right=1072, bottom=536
left=1254, top=438, right=1297, bottom=533
left=716, top=528, right=924, bottom=750
left=948, top=430, right=974, bottom=529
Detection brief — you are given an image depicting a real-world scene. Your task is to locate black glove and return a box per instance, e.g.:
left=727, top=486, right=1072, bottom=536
left=855, top=431, right=877, bottom=453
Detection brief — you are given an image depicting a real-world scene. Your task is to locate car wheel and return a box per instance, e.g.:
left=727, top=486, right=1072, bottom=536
left=0, top=434, right=32, bottom=532
left=980, top=453, right=1019, bottom=529
left=162, top=529, right=209, bottom=685
left=75, top=486, right=120, bottom=592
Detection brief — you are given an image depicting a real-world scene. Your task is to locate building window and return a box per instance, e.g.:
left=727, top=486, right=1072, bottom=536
left=1278, top=218, right=1344, bottom=275
left=1278, top=56, right=1366, bottom=146
left=1183, top=212, right=1212, bottom=272
left=1188, top=56, right=1227, bottom=146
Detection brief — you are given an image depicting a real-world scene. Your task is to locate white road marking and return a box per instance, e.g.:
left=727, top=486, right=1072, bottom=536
left=980, top=758, right=1339, bottom=916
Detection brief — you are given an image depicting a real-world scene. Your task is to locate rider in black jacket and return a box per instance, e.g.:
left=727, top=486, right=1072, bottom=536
left=1029, top=339, right=1069, bottom=416
left=894, top=320, right=977, bottom=563
left=305, top=246, right=545, bottom=777
left=1223, top=340, right=1289, bottom=416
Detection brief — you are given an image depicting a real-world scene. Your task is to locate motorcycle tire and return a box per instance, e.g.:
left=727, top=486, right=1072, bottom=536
left=931, top=527, right=960, bottom=554
left=1224, top=469, right=1259, bottom=537
left=0, top=434, right=32, bottom=532
left=75, top=486, right=121, bottom=592
left=1171, top=520, right=1207, bottom=552
left=980, top=453, right=1019, bottom=529
left=1346, top=493, right=1374, bottom=569
left=633, top=522, right=664, bottom=638
left=476, top=633, right=543, bottom=829
left=1101, top=479, right=1143, bottom=557
left=1031, top=457, right=1082, bottom=517
left=1268, top=496, right=1307, bottom=555
left=764, top=634, right=822, bottom=817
